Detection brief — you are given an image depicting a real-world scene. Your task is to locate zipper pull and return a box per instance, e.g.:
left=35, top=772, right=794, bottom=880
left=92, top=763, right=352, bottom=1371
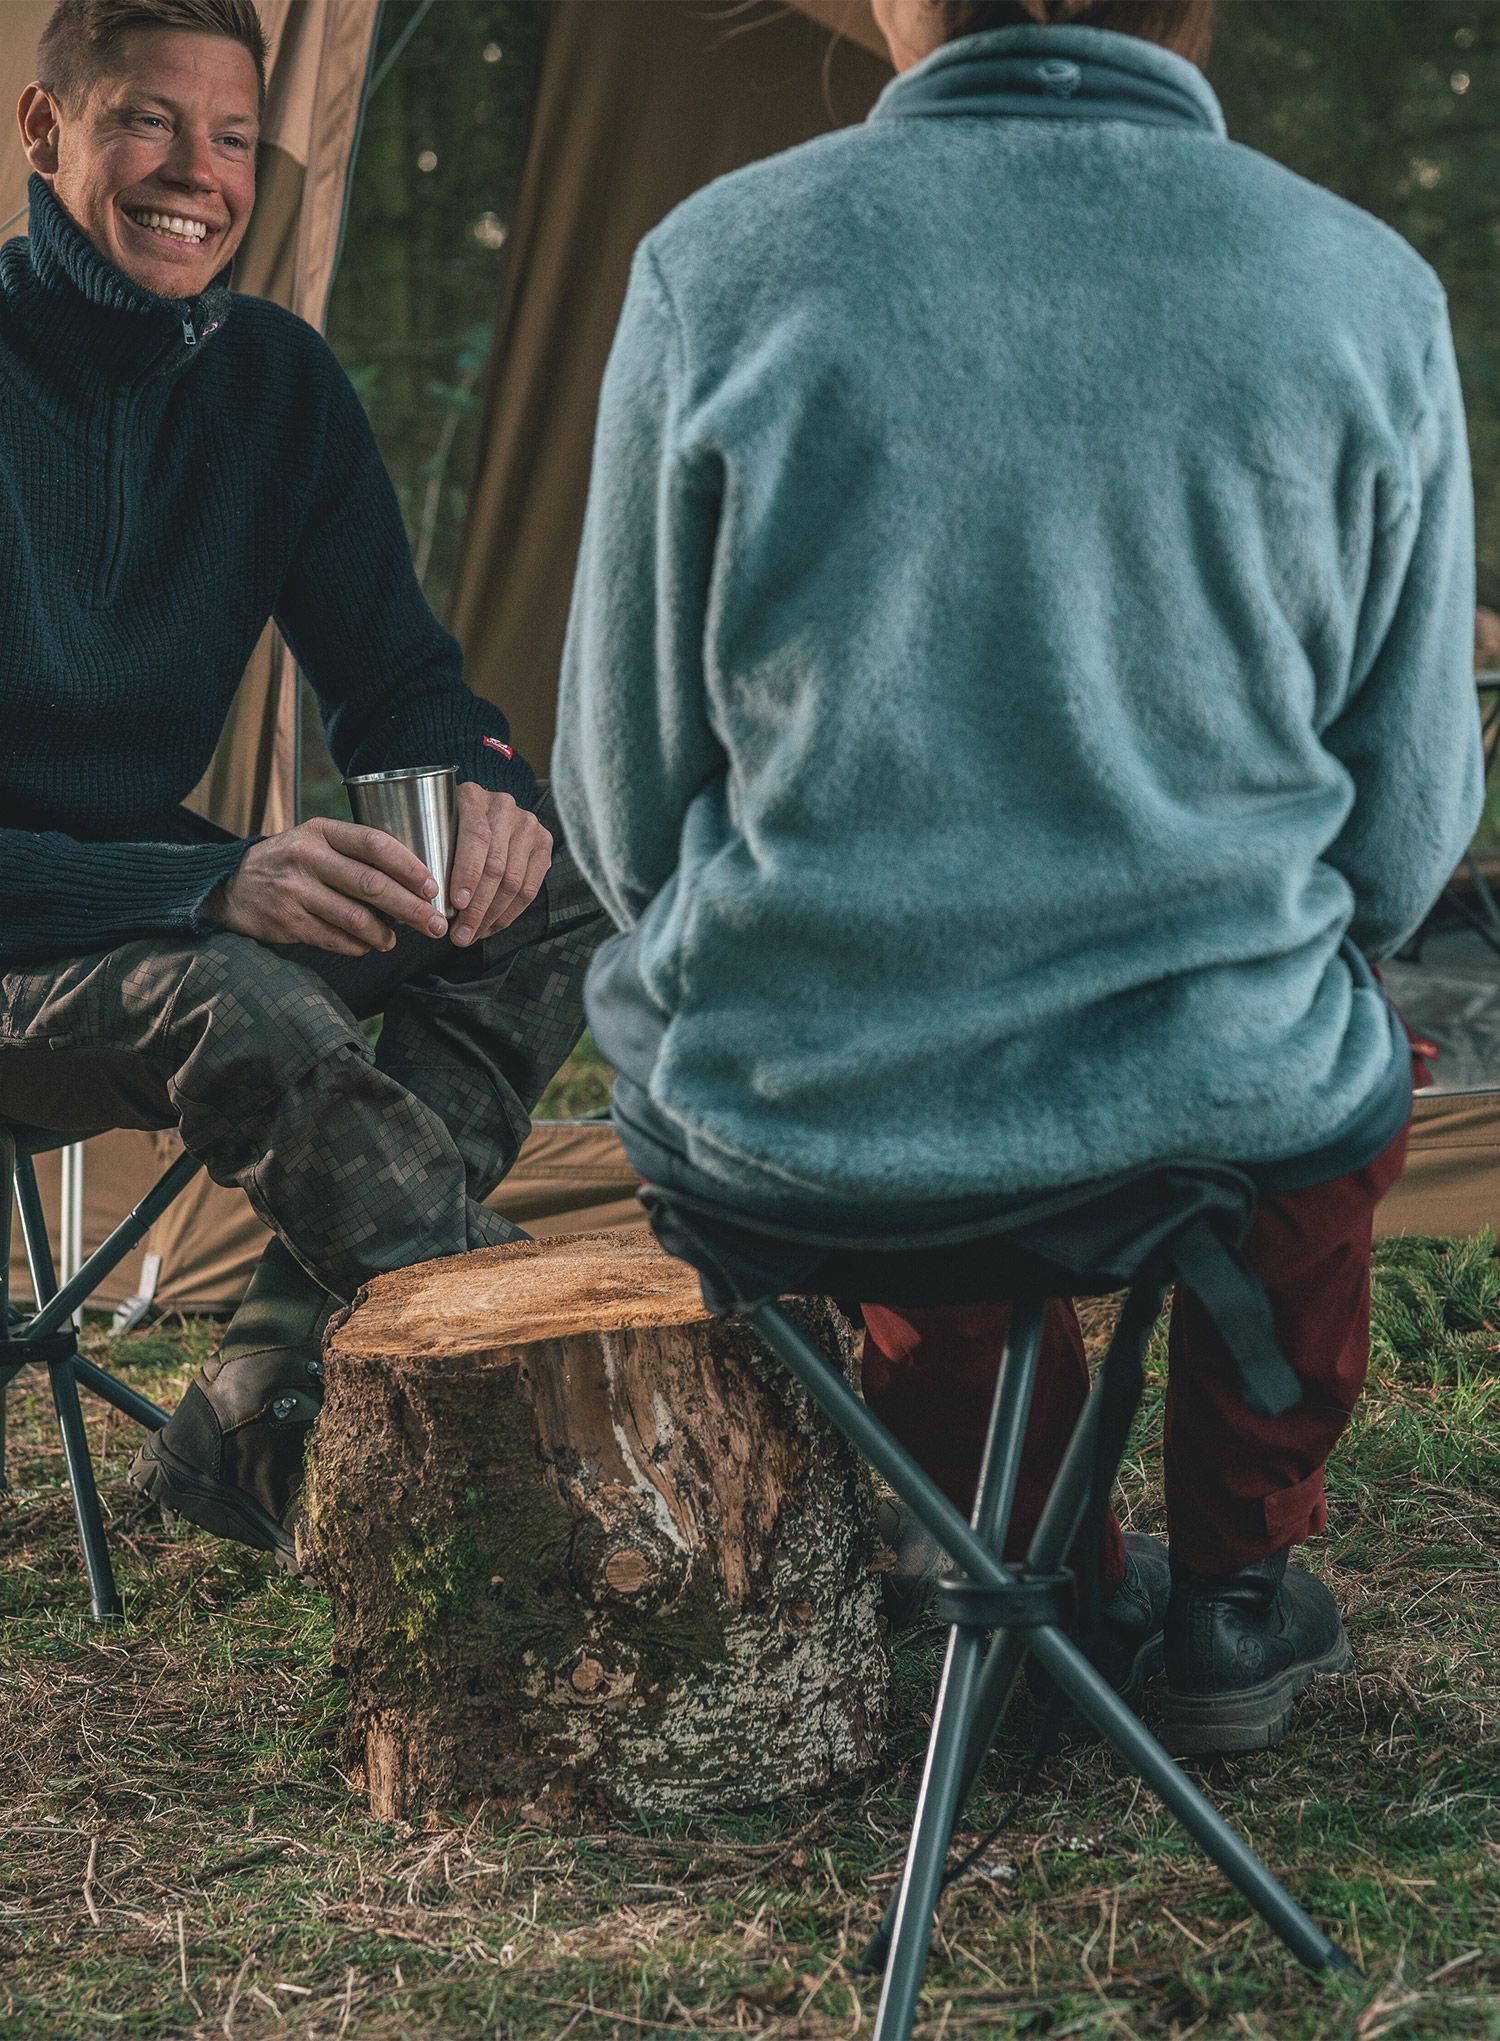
left=182, top=315, right=197, bottom=347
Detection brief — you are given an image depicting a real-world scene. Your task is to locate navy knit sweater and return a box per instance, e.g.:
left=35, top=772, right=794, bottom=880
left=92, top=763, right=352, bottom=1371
left=0, top=176, right=535, bottom=969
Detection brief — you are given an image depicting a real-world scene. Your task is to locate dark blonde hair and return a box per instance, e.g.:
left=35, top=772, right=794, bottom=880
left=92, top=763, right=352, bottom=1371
left=37, top=0, right=268, bottom=114
left=942, top=0, right=1218, bottom=68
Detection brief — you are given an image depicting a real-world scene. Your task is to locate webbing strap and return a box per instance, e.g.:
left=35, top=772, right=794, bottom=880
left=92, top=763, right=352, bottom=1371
left=1080, top=1277, right=1163, bottom=1652
left=1171, top=1219, right=1302, bottom=1417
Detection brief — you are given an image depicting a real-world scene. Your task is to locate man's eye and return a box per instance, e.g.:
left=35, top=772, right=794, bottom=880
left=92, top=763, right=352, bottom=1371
left=135, top=114, right=167, bottom=129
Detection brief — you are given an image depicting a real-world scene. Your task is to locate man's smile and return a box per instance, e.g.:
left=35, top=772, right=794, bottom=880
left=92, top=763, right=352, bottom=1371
left=123, top=205, right=216, bottom=246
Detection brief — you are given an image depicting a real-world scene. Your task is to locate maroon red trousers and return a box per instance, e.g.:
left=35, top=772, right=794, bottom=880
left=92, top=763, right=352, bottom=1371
left=859, top=1113, right=1411, bottom=1590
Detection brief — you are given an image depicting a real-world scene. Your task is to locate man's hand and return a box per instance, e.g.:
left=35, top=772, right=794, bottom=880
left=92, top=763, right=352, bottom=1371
left=203, top=818, right=450, bottom=955
left=447, top=784, right=553, bottom=946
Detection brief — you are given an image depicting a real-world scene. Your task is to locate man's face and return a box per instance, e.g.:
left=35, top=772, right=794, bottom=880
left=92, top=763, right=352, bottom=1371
left=20, top=27, right=259, bottom=300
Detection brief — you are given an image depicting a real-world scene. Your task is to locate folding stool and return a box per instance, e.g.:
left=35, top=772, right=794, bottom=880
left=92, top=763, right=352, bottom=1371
left=0, top=1121, right=202, bottom=1618
left=639, top=1160, right=1356, bottom=2041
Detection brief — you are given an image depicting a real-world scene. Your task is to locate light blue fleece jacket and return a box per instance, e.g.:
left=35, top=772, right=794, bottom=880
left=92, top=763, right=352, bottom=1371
left=553, top=24, right=1482, bottom=1209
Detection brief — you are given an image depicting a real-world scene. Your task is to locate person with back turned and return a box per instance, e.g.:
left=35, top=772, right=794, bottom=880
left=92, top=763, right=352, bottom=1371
left=553, top=0, right=1482, bottom=1754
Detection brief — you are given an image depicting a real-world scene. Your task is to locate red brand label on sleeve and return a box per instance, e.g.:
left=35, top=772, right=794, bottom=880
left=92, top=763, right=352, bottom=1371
left=482, top=736, right=513, bottom=759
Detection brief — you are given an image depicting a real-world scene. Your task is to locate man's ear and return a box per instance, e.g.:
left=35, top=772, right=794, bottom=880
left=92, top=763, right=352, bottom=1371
left=17, top=84, right=62, bottom=179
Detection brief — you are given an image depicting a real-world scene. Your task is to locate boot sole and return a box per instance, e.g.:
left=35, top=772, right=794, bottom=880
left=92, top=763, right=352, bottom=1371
left=130, top=1432, right=299, bottom=1572
left=1159, top=1627, right=1354, bottom=1757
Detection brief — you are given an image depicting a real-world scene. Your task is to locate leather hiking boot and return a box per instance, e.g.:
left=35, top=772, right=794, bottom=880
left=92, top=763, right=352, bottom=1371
left=1025, top=1530, right=1170, bottom=1743
left=131, top=1237, right=334, bottom=1570
left=875, top=1497, right=950, bottom=1632
left=1159, top=1548, right=1353, bottom=1757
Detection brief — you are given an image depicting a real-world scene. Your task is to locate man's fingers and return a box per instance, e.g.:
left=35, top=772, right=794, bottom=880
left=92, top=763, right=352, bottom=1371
left=314, top=839, right=447, bottom=938
left=452, top=849, right=505, bottom=948
left=475, top=831, right=553, bottom=940
left=283, top=900, right=380, bottom=957
left=286, top=876, right=395, bottom=952
left=447, top=792, right=494, bottom=919
left=322, top=818, right=443, bottom=902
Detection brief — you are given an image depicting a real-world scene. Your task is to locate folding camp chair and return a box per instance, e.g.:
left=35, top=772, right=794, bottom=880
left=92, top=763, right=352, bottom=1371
left=0, top=1121, right=203, bottom=1618
left=638, top=1160, right=1355, bottom=2040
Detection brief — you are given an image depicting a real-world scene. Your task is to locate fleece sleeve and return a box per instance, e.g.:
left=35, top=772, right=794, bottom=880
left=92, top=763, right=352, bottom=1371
left=550, top=243, right=726, bottom=932
left=273, top=351, right=536, bottom=810
left=1322, top=310, right=1484, bottom=957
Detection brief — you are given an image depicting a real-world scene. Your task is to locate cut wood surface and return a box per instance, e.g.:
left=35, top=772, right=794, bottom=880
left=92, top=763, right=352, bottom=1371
left=311, top=1229, right=888, bottom=1824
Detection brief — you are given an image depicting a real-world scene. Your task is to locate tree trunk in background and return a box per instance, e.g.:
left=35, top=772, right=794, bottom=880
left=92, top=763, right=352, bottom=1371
left=310, top=1229, right=888, bottom=1823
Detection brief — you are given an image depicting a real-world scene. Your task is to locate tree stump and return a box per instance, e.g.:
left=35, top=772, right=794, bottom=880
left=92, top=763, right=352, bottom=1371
left=309, top=1228, right=889, bottom=1823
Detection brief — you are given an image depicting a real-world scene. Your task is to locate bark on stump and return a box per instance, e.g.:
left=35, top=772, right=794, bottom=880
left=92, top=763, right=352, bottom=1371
left=310, top=1227, right=889, bottom=1823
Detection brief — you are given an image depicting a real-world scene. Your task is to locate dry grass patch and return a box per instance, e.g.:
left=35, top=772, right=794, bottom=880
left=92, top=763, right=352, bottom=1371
left=0, top=1240, right=1497, bottom=2038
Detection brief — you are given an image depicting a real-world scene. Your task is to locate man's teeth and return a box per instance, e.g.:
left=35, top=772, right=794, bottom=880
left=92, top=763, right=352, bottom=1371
left=128, top=210, right=209, bottom=243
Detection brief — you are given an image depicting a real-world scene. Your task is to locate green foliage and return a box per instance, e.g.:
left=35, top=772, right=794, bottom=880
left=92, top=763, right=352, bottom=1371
left=324, top=1, right=540, bottom=624
left=1369, top=1229, right=1500, bottom=1383
left=1210, top=2, right=1500, bottom=610
left=534, top=1028, right=613, bottom=1120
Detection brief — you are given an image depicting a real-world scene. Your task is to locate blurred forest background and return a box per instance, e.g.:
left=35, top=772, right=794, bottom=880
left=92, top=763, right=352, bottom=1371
left=305, top=0, right=1500, bottom=812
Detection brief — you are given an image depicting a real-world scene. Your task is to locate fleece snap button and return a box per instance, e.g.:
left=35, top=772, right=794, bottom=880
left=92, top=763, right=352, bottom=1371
left=1036, top=58, right=1083, bottom=97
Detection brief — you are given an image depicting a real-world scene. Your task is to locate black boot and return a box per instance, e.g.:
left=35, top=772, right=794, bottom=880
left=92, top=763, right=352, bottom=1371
left=875, top=1497, right=951, bottom=1631
left=1025, top=1530, right=1170, bottom=1742
left=1160, top=1548, right=1353, bottom=1757
left=130, top=1237, right=334, bottom=1569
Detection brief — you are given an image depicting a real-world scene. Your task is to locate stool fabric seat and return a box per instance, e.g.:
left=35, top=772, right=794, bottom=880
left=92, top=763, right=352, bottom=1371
left=640, top=1159, right=1301, bottom=1419
left=633, top=1158, right=1353, bottom=2039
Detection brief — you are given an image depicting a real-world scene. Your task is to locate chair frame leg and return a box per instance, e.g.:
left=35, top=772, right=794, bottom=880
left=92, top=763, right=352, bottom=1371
left=49, top=1354, right=122, bottom=1620
left=3, top=1145, right=198, bottom=1617
left=875, top=1295, right=1046, bottom=2039
left=11, top=1152, right=122, bottom=1618
left=746, top=1300, right=1349, bottom=2041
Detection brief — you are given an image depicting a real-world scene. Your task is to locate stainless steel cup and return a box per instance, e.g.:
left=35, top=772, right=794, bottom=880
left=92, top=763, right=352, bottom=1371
left=344, top=765, right=458, bottom=919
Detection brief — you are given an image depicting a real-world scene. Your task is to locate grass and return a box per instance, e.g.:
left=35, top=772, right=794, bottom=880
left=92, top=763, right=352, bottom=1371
left=0, top=1230, right=1497, bottom=2039
left=534, top=1028, right=613, bottom=1121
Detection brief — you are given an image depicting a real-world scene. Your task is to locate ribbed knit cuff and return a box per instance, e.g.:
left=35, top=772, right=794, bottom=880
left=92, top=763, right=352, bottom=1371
left=0, top=834, right=254, bottom=968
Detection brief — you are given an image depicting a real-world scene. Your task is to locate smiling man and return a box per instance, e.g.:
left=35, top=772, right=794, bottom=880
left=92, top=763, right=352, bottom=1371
left=0, top=0, right=604, bottom=1566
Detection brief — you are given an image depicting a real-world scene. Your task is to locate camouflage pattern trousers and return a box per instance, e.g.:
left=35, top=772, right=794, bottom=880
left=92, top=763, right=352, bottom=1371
left=0, top=794, right=607, bottom=1300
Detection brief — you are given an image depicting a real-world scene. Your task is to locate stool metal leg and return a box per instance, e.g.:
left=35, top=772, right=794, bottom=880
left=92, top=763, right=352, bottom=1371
left=13, top=1153, right=123, bottom=1620
left=3, top=1145, right=195, bottom=1613
left=26, top=1148, right=202, bottom=1342
left=745, top=1301, right=1348, bottom=1994
left=73, top=1356, right=168, bottom=1432
left=956, top=1346, right=1117, bottom=1801
left=874, top=1296, right=1047, bottom=2040
left=1025, top=1622, right=1348, bottom=1971
left=867, top=1331, right=1114, bottom=1966
left=49, top=1355, right=122, bottom=1620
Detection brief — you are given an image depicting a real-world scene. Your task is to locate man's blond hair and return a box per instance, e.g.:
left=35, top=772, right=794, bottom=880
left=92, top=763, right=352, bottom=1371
left=37, top=0, right=268, bottom=115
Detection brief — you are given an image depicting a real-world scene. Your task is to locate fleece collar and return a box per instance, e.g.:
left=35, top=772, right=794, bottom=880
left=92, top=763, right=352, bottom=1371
left=1, top=173, right=232, bottom=388
left=871, top=24, right=1227, bottom=139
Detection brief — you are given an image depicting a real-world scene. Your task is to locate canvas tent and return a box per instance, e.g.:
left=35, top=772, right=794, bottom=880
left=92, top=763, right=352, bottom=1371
left=0, top=0, right=888, bottom=1311
left=3, top=0, right=1499, bottom=1316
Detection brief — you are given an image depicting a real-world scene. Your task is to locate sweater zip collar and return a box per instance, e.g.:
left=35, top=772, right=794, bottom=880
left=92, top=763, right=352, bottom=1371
left=870, top=24, right=1227, bottom=139
left=4, top=173, right=232, bottom=387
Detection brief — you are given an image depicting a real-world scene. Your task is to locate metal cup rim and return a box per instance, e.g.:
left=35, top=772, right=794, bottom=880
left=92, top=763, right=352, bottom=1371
left=344, top=764, right=457, bottom=787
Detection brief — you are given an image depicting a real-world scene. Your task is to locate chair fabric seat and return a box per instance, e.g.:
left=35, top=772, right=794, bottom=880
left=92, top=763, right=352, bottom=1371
left=0, top=1117, right=113, bottom=1160
left=638, top=1157, right=1301, bottom=1420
